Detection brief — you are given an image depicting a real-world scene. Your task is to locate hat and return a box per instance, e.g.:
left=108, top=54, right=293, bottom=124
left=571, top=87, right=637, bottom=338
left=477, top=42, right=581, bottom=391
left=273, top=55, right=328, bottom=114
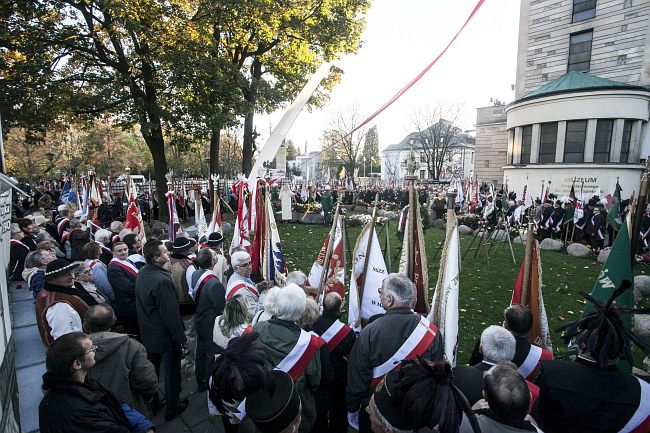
left=45, top=259, right=77, bottom=277
left=246, top=370, right=301, bottom=433
left=373, top=370, right=412, bottom=431
left=207, top=232, right=223, bottom=247
left=57, top=204, right=67, bottom=212
left=170, top=236, right=197, bottom=252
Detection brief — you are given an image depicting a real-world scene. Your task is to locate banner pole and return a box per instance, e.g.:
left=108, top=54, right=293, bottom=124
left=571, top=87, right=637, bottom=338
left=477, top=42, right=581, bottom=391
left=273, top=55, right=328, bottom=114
left=316, top=201, right=340, bottom=304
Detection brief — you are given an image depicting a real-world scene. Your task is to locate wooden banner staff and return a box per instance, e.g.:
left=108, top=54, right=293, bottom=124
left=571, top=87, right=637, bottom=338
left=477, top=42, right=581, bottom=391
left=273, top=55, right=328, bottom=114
left=316, top=199, right=342, bottom=304
left=264, top=181, right=272, bottom=288
left=358, top=194, right=380, bottom=315
left=632, top=159, right=650, bottom=257
left=521, top=221, right=534, bottom=306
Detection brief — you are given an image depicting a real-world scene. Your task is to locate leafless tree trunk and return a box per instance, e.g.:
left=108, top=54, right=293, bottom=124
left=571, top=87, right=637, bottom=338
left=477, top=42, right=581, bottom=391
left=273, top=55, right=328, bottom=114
left=320, top=105, right=369, bottom=177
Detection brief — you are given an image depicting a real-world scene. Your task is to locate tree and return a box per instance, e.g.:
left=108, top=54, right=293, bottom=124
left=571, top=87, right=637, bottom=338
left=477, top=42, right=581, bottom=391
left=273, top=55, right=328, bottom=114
left=362, top=125, right=380, bottom=174
left=320, top=106, right=368, bottom=178
left=285, top=139, right=299, bottom=161
left=411, top=104, right=466, bottom=180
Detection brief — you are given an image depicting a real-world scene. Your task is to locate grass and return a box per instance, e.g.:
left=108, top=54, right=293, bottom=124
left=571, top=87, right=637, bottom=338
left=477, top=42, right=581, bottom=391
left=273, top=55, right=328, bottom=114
left=225, top=217, right=648, bottom=368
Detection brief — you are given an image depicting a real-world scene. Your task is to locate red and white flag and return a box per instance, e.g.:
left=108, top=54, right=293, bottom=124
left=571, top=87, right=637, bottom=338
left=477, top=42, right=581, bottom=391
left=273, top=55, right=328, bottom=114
left=308, top=215, right=346, bottom=300
left=348, top=220, right=387, bottom=331
left=229, top=178, right=250, bottom=254
left=398, top=200, right=429, bottom=314
left=194, top=190, right=208, bottom=240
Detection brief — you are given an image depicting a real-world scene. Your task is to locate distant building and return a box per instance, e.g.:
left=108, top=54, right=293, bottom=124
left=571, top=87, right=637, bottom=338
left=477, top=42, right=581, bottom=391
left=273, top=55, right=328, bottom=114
left=381, top=121, right=475, bottom=184
left=475, top=0, right=650, bottom=198
left=288, top=151, right=323, bottom=182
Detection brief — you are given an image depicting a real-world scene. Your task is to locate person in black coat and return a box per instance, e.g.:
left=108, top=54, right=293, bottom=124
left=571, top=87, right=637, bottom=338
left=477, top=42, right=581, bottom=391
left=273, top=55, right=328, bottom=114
left=39, top=332, right=154, bottom=433
left=9, top=224, right=30, bottom=281
left=588, top=203, right=606, bottom=251
left=135, top=239, right=189, bottom=421
left=311, top=292, right=356, bottom=433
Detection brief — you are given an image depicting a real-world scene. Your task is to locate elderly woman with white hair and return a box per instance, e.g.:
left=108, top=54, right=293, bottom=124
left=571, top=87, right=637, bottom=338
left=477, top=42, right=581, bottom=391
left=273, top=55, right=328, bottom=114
left=225, top=251, right=261, bottom=321
left=254, top=283, right=322, bottom=433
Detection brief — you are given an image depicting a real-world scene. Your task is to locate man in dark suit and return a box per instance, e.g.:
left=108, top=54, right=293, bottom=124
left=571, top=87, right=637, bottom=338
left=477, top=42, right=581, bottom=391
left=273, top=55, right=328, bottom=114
left=136, top=239, right=189, bottom=421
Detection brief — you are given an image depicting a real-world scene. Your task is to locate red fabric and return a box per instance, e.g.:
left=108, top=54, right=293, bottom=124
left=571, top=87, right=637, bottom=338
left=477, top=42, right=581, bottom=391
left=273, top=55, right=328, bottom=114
left=526, top=380, right=539, bottom=413
left=326, top=325, right=353, bottom=353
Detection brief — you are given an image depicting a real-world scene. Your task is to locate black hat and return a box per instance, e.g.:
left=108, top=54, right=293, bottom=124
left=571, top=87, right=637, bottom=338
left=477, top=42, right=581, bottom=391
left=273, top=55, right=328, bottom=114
left=170, top=236, right=197, bottom=252
left=373, top=370, right=412, bottom=431
left=207, top=232, right=224, bottom=247
left=45, top=259, right=77, bottom=278
left=246, top=370, right=301, bottom=433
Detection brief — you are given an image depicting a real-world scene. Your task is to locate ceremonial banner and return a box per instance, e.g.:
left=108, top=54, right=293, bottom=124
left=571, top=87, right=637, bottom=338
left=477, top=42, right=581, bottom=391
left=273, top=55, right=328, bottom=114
left=229, top=179, right=251, bottom=254
left=165, top=191, right=180, bottom=241
left=512, top=239, right=552, bottom=351
left=482, top=183, right=494, bottom=217
left=607, top=179, right=623, bottom=231
left=89, top=173, right=102, bottom=207
left=348, top=221, right=387, bottom=330
left=308, top=216, right=346, bottom=299
left=206, top=191, right=222, bottom=236
left=428, top=211, right=460, bottom=366
left=523, top=178, right=533, bottom=209
left=564, top=212, right=634, bottom=372
left=263, top=194, right=287, bottom=286
left=194, top=190, right=208, bottom=240
left=398, top=201, right=429, bottom=314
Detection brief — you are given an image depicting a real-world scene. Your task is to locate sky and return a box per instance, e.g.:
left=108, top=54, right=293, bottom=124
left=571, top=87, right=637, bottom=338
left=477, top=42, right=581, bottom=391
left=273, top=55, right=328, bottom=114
left=257, top=0, right=521, bottom=153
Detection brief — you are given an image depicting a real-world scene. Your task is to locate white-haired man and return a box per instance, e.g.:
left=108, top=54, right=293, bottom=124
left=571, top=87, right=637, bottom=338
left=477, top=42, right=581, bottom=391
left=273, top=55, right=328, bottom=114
left=346, top=273, right=442, bottom=433
left=254, top=283, right=323, bottom=433
left=226, top=251, right=261, bottom=320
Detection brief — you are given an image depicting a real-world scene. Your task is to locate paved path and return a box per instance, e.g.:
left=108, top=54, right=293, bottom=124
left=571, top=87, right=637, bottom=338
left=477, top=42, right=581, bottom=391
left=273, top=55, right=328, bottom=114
left=9, top=282, right=223, bottom=433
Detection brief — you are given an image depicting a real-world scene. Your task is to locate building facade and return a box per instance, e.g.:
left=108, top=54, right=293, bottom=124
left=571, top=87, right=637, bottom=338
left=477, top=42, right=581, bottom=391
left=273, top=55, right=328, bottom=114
left=474, top=103, right=509, bottom=184
left=477, top=0, right=650, bottom=198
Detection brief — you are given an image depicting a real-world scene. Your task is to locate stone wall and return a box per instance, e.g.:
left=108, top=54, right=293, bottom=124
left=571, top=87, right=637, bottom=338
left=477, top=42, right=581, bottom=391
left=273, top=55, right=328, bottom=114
left=474, top=105, right=508, bottom=184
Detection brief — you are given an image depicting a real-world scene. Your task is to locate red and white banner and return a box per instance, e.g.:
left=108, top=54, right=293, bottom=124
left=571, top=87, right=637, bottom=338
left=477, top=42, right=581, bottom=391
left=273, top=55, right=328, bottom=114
left=229, top=178, right=250, bottom=254
left=398, top=200, right=429, bottom=314
left=275, top=329, right=324, bottom=381
left=194, top=190, right=208, bottom=241
left=308, top=215, right=346, bottom=300
left=348, top=220, right=386, bottom=330
left=370, top=316, right=438, bottom=388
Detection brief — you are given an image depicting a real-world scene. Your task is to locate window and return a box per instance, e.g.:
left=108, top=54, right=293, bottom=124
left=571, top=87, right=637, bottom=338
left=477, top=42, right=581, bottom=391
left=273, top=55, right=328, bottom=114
left=539, top=123, right=558, bottom=163
left=419, top=169, right=426, bottom=179
left=621, top=120, right=633, bottom=163
left=521, top=125, right=532, bottom=164
left=594, top=119, right=613, bottom=162
left=568, top=31, right=593, bottom=72
left=572, top=0, right=596, bottom=22
left=564, top=120, right=588, bottom=162
left=420, top=152, right=426, bottom=163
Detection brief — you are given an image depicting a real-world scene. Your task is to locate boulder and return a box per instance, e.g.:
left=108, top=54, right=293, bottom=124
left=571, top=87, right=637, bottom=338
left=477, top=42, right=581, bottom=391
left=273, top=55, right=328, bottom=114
left=221, top=221, right=233, bottom=234
left=302, top=213, right=325, bottom=225
left=566, top=243, right=592, bottom=258
left=472, top=229, right=485, bottom=238
left=377, top=209, right=387, bottom=217
left=433, top=219, right=446, bottom=229
left=597, top=249, right=610, bottom=264
left=634, top=275, right=650, bottom=298
left=512, top=236, right=526, bottom=245
left=634, top=314, right=650, bottom=342
left=634, top=287, right=643, bottom=304
left=354, top=206, right=368, bottom=213
left=458, top=225, right=473, bottom=235
left=184, top=225, right=198, bottom=238
left=384, top=211, right=398, bottom=220
left=539, top=238, right=563, bottom=251
left=490, top=230, right=509, bottom=242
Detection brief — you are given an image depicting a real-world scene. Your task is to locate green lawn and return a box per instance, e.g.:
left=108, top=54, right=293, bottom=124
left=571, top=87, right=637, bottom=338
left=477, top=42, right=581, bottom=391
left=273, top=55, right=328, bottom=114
left=230, top=218, right=648, bottom=367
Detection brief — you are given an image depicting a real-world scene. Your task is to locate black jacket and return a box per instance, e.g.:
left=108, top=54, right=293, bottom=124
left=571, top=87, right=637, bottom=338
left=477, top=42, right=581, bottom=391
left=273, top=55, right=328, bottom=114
left=312, top=313, right=356, bottom=386
left=107, top=261, right=138, bottom=317
left=39, top=374, right=132, bottom=433
left=135, top=263, right=186, bottom=353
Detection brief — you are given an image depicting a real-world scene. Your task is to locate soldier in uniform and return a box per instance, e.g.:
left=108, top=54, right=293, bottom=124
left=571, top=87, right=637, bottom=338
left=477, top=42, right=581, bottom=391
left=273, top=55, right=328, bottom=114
left=588, top=203, right=606, bottom=252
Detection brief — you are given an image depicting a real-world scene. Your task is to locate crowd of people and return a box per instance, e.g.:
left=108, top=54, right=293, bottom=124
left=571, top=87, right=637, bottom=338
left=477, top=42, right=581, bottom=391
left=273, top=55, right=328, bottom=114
left=7, top=182, right=650, bottom=433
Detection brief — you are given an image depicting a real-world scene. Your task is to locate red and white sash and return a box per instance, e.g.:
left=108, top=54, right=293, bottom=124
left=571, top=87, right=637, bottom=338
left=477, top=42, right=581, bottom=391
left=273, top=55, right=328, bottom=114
left=88, top=259, right=104, bottom=270
left=10, top=239, right=30, bottom=251
left=226, top=279, right=259, bottom=300
left=618, top=377, right=650, bottom=433
left=518, top=344, right=552, bottom=379
left=191, top=271, right=216, bottom=303
left=320, top=319, right=353, bottom=352
left=275, top=329, right=324, bottom=381
left=370, top=316, right=438, bottom=388
left=56, top=217, right=69, bottom=235
left=109, top=258, right=139, bottom=278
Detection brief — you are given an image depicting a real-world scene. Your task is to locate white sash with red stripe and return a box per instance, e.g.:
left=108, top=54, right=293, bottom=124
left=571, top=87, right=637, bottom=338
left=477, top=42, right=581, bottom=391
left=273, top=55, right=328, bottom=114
left=275, top=329, right=324, bottom=381
left=370, top=316, right=437, bottom=388
left=518, top=344, right=551, bottom=379
left=191, top=271, right=216, bottom=303
left=619, top=377, right=650, bottom=433
left=320, top=319, right=352, bottom=352
left=109, top=258, right=139, bottom=278
left=10, top=239, right=30, bottom=251
left=226, top=279, right=259, bottom=300
left=56, top=218, right=69, bottom=235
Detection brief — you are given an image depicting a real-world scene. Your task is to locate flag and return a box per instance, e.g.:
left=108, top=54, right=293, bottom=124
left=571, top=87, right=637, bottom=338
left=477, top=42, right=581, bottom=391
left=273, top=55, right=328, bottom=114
left=482, top=183, right=495, bottom=217
left=195, top=190, right=208, bottom=240
left=206, top=189, right=222, bottom=236
left=428, top=210, right=460, bottom=366
left=523, top=178, right=533, bottom=209
left=348, top=220, right=387, bottom=330
left=60, top=180, right=70, bottom=204
left=308, top=215, right=346, bottom=300
left=339, top=166, right=346, bottom=178
left=564, top=183, right=576, bottom=222
left=229, top=179, right=251, bottom=254
left=125, top=196, right=146, bottom=241
left=606, top=179, right=623, bottom=231
left=511, top=236, right=552, bottom=350
left=89, top=173, right=102, bottom=207
left=165, top=191, right=180, bottom=241
left=263, top=193, right=287, bottom=286
left=574, top=183, right=584, bottom=223
left=564, top=212, right=634, bottom=372
left=251, top=183, right=267, bottom=278
left=398, top=200, right=429, bottom=314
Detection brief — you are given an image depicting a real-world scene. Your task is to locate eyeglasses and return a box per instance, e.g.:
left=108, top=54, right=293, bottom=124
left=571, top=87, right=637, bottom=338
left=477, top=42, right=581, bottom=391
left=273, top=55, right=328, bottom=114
left=83, top=344, right=98, bottom=356
left=237, top=262, right=252, bottom=268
